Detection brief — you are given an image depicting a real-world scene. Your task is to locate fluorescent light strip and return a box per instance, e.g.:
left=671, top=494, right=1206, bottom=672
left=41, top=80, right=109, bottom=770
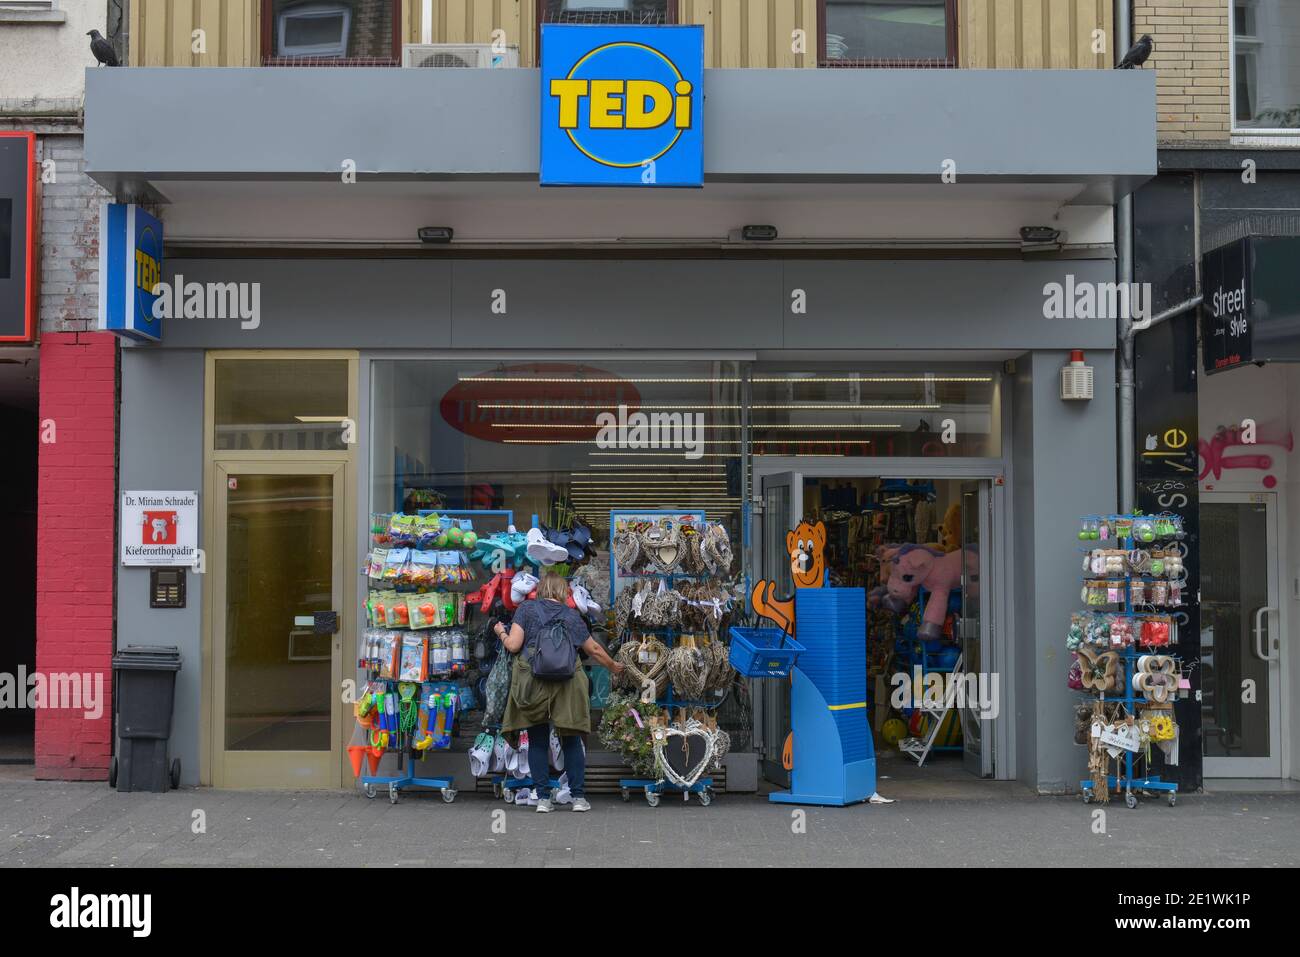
left=589, top=452, right=740, bottom=458
left=579, top=466, right=726, bottom=471
left=460, top=376, right=740, bottom=384
left=477, top=402, right=939, bottom=410
left=506, top=439, right=742, bottom=445
left=753, top=375, right=992, bottom=384
left=495, top=423, right=901, bottom=430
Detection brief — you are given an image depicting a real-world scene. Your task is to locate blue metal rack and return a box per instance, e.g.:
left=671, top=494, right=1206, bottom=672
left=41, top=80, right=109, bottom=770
left=1076, top=520, right=1180, bottom=809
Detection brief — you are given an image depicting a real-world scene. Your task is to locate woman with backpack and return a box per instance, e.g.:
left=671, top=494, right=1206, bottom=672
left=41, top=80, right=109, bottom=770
left=493, top=572, right=624, bottom=812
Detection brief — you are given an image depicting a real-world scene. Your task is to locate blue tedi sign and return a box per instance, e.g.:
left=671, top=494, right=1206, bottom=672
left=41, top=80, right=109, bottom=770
left=540, top=24, right=704, bottom=188
left=98, top=203, right=163, bottom=342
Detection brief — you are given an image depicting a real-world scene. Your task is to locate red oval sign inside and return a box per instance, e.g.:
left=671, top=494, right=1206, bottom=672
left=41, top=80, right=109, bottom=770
left=440, top=363, right=643, bottom=444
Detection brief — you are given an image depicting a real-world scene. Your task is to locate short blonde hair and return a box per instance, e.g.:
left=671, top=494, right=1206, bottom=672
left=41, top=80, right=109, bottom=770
left=537, top=571, right=569, bottom=603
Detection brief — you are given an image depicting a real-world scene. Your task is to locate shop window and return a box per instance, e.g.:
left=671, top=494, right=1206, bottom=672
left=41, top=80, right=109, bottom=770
left=1232, top=0, right=1300, bottom=131
left=749, top=368, right=1001, bottom=458
left=538, top=0, right=677, bottom=63
left=540, top=0, right=675, bottom=26
left=369, top=358, right=742, bottom=548
left=214, top=358, right=350, bottom=451
left=262, top=0, right=401, bottom=66
left=820, top=0, right=957, bottom=68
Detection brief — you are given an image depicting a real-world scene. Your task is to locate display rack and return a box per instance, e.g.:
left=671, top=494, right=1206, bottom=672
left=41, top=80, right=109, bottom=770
left=1074, top=513, right=1184, bottom=809
left=355, top=510, right=515, bottom=804
left=608, top=509, right=727, bottom=807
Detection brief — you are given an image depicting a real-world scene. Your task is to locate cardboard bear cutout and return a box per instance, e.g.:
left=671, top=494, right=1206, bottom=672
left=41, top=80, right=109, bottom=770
left=751, top=519, right=827, bottom=635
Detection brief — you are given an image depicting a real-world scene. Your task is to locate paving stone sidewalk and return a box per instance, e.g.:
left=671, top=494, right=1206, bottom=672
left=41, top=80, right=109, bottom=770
left=2, top=777, right=1297, bottom=867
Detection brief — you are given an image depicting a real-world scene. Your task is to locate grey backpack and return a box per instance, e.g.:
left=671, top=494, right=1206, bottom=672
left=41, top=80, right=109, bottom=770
left=528, top=607, right=578, bottom=681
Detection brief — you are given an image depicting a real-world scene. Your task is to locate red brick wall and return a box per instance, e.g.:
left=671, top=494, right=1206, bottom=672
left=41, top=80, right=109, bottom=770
left=35, top=331, right=118, bottom=780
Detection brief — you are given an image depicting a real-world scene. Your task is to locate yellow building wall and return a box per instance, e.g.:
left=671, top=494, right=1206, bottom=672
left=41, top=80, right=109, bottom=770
left=131, top=1, right=1111, bottom=70
left=960, top=0, right=1112, bottom=69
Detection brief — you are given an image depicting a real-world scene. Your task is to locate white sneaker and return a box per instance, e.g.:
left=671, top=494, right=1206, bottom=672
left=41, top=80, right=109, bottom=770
left=571, top=797, right=591, bottom=812
left=536, top=798, right=553, bottom=813
left=526, top=528, right=567, bottom=566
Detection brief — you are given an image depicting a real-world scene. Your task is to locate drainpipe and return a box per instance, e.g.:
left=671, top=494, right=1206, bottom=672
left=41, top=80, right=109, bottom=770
left=1115, top=0, right=1136, bottom=512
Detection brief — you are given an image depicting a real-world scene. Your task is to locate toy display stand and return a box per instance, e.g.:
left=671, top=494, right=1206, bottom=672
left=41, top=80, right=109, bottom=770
left=1075, top=513, right=1181, bottom=810
left=610, top=509, right=728, bottom=807
left=357, top=508, right=517, bottom=804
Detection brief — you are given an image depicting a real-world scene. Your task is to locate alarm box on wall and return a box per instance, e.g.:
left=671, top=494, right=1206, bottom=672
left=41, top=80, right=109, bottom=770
left=0, top=132, right=40, bottom=343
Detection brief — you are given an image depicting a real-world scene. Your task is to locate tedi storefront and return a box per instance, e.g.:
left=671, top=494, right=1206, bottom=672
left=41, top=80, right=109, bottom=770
left=79, top=27, right=1156, bottom=795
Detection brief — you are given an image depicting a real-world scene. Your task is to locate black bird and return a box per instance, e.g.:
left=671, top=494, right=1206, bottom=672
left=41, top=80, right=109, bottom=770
left=1116, top=34, right=1153, bottom=70
left=87, top=29, right=119, bottom=67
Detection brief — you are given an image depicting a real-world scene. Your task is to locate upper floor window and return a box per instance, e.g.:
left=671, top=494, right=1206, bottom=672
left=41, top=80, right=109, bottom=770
left=540, top=0, right=676, bottom=26
left=1233, top=0, right=1300, bottom=132
left=821, top=0, right=957, bottom=68
left=262, top=0, right=401, bottom=66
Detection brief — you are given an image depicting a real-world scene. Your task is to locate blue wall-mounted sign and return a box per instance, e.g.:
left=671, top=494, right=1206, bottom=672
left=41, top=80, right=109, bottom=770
left=98, top=202, right=163, bottom=342
left=540, top=24, right=704, bottom=188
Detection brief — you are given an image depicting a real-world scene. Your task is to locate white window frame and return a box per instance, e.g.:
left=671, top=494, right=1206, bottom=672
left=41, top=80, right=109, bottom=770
left=1230, top=0, right=1300, bottom=141
left=277, top=2, right=352, bottom=59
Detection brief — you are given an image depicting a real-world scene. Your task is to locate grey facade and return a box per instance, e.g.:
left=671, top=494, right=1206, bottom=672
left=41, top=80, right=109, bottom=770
left=87, top=64, right=1151, bottom=794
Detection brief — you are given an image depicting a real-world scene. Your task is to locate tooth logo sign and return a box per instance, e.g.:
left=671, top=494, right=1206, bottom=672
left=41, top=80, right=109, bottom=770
left=540, top=24, right=704, bottom=188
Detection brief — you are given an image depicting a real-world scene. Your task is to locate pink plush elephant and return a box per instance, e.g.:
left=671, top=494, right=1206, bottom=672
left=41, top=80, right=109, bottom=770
left=885, top=544, right=967, bottom=639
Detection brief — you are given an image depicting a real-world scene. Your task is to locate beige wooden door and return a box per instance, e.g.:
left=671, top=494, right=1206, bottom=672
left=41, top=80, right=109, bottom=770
left=211, top=461, right=347, bottom=788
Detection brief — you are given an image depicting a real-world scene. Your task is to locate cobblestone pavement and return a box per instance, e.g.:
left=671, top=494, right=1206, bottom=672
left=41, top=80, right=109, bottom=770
left=2, top=776, right=1297, bottom=867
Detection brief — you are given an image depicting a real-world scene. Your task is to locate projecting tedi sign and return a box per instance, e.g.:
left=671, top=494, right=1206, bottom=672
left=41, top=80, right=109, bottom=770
left=540, top=24, right=704, bottom=187
left=99, top=203, right=163, bottom=342
left=120, top=491, right=198, bottom=567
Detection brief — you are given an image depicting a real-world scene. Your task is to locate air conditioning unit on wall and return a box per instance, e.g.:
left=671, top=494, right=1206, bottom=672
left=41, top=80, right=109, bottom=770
left=402, top=44, right=519, bottom=68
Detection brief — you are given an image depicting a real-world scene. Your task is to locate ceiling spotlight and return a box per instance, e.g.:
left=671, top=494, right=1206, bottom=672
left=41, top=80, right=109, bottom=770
left=418, top=226, right=454, bottom=244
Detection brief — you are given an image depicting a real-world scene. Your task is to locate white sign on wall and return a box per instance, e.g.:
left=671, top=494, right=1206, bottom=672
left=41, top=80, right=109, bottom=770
left=120, top=491, right=198, bottom=567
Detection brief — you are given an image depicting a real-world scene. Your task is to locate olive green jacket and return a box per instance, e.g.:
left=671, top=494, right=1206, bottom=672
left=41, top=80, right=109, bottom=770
left=501, top=653, right=591, bottom=736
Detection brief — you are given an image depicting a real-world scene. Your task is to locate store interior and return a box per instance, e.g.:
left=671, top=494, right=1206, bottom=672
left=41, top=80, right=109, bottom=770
left=757, top=475, right=985, bottom=788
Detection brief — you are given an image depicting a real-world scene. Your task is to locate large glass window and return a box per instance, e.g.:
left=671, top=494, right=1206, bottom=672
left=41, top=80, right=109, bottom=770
left=749, top=368, right=1001, bottom=458
left=1233, top=0, right=1300, bottom=131
left=821, top=0, right=956, bottom=67
left=370, top=359, right=743, bottom=554
left=214, top=358, right=350, bottom=451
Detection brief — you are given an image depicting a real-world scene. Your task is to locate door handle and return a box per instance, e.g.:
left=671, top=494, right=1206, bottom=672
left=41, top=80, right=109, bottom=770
left=1253, top=605, right=1279, bottom=662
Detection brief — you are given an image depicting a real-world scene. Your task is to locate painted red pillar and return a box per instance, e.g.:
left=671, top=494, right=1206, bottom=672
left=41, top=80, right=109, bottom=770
left=35, top=331, right=118, bottom=780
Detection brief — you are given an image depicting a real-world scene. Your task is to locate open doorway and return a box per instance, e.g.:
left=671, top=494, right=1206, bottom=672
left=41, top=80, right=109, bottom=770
left=753, top=470, right=996, bottom=788
left=0, top=350, right=37, bottom=767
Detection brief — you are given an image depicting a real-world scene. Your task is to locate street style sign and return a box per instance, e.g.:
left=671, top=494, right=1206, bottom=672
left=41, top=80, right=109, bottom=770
left=99, top=202, right=163, bottom=342
left=540, top=24, right=704, bottom=188
left=1201, top=238, right=1251, bottom=374
left=1202, top=236, right=1300, bottom=375
left=0, top=131, right=38, bottom=343
left=120, top=491, right=198, bottom=567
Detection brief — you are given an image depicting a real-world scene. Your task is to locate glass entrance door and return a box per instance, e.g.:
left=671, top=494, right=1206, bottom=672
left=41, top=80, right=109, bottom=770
left=212, top=462, right=346, bottom=788
left=959, top=481, right=993, bottom=777
left=755, top=471, right=802, bottom=785
left=1200, top=493, right=1284, bottom=777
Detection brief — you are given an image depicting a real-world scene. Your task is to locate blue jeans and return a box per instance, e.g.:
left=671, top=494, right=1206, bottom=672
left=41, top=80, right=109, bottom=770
left=525, top=723, right=585, bottom=799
